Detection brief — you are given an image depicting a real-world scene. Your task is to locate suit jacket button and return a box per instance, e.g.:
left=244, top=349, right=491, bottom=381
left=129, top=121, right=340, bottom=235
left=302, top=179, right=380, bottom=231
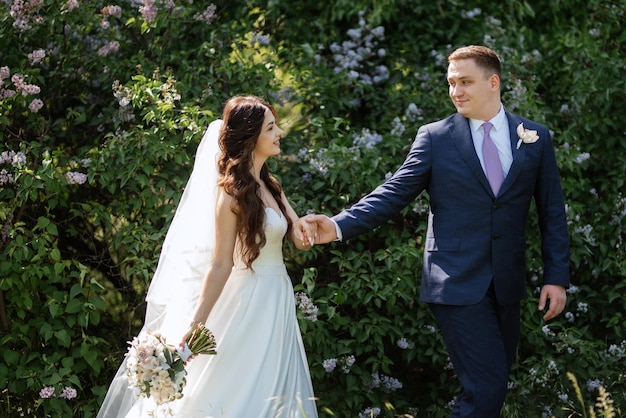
left=492, top=233, right=500, bottom=239
left=493, top=204, right=499, bottom=209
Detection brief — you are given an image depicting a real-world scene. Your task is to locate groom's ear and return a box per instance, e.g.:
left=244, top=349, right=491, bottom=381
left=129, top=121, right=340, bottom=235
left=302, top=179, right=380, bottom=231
left=489, top=73, right=500, bottom=90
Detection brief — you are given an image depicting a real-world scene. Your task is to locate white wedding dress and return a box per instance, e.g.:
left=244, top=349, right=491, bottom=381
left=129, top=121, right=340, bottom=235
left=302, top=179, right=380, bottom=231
left=97, top=121, right=318, bottom=418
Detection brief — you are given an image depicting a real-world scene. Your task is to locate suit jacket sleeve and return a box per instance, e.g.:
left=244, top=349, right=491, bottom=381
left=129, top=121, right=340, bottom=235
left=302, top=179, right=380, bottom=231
left=532, top=124, right=570, bottom=287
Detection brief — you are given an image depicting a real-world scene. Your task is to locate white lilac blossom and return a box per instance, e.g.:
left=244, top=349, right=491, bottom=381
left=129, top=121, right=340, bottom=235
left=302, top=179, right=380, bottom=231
left=429, top=49, right=447, bottom=68
left=611, top=193, right=626, bottom=225
left=414, top=71, right=434, bottom=92
left=250, top=33, right=270, bottom=47
left=358, top=407, right=381, bottom=418
left=1, top=150, right=27, bottom=166
left=39, top=387, right=55, bottom=399
left=66, top=172, right=88, bottom=185
left=159, top=76, right=181, bottom=105
left=1, top=169, right=14, bottom=184
left=29, top=98, right=44, bottom=113
left=366, top=372, right=403, bottom=391
left=390, top=117, right=405, bottom=137
left=28, top=49, right=46, bottom=65
left=574, top=224, right=595, bottom=245
left=65, top=0, right=79, bottom=12
left=323, top=355, right=355, bottom=374
left=353, top=128, right=382, bottom=149
left=396, top=338, right=414, bottom=349
left=295, top=148, right=309, bottom=163
left=102, top=5, right=122, bottom=18
left=506, top=78, right=529, bottom=112
left=575, top=152, right=590, bottom=163
left=97, top=41, right=120, bottom=57
left=564, top=311, right=575, bottom=323
left=542, top=325, right=555, bottom=337
left=295, top=292, right=319, bottom=322
left=139, top=0, right=158, bottom=23
left=59, top=386, right=78, bottom=400
left=586, top=379, right=604, bottom=392
left=404, top=102, right=424, bottom=121
left=322, top=358, right=337, bottom=372
left=329, top=11, right=388, bottom=85
left=9, top=0, right=44, bottom=31
left=520, top=49, right=541, bottom=64
left=577, top=302, right=589, bottom=313
left=461, top=8, right=482, bottom=18
left=566, top=284, right=579, bottom=294
left=9, top=73, right=41, bottom=97
left=607, top=341, right=626, bottom=359
left=424, top=324, right=436, bottom=333
left=546, top=360, right=559, bottom=376
left=194, top=4, right=217, bottom=24
left=412, top=199, right=430, bottom=215
left=309, top=149, right=330, bottom=175
left=341, top=355, right=355, bottom=374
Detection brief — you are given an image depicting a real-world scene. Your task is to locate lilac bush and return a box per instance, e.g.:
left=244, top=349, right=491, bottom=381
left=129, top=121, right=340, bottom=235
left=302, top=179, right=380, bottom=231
left=1, top=0, right=625, bottom=417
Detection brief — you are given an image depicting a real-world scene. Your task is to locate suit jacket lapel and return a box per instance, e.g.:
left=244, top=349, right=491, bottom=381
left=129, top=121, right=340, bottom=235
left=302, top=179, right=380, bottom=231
left=450, top=113, right=494, bottom=196
left=498, top=113, right=526, bottom=196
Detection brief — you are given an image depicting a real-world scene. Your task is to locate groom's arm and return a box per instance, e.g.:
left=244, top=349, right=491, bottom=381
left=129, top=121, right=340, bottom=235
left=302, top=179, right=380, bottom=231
left=532, top=124, right=570, bottom=287
left=333, top=126, right=433, bottom=240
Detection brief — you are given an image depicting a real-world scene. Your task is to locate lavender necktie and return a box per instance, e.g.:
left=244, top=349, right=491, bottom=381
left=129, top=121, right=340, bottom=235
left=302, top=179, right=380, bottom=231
left=482, top=122, right=504, bottom=195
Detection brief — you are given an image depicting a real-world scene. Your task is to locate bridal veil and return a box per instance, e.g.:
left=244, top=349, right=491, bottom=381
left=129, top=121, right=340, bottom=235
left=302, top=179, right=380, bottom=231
left=96, top=120, right=222, bottom=418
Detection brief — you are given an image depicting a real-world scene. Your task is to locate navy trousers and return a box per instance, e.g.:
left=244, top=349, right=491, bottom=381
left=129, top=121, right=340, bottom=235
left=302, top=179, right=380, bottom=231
left=429, top=284, right=521, bottom=418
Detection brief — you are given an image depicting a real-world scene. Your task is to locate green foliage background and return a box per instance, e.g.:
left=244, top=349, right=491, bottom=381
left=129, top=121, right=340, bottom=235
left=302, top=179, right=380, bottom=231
left=1, top=1, right=625, bottom=417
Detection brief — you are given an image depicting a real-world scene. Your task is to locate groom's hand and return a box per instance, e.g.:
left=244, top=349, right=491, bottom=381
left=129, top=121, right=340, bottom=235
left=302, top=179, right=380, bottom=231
left=304, top=214, right=337, bottom=244
left=539, top=284, right=567, bottom=321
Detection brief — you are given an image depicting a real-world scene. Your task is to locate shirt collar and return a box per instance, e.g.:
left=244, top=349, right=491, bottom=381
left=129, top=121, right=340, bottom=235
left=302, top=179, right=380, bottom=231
left=469, top=104, right=506, bottom=133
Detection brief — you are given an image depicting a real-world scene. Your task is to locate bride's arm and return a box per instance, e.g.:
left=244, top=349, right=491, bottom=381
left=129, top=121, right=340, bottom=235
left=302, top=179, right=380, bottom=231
left=189, top=189, right=237, bottom=326
left=280, top=192, right=315, bottom=251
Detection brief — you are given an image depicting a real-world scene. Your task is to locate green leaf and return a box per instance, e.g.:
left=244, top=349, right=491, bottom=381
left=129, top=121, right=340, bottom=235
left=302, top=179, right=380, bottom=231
left=54, top=330, right=71, bottom=347
left=65, top=299, right=83, bottom=314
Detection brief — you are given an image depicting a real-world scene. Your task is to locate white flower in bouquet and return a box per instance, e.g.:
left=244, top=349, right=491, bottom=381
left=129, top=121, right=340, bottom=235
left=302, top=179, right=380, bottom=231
left=126, top=322, right=217, bottom=406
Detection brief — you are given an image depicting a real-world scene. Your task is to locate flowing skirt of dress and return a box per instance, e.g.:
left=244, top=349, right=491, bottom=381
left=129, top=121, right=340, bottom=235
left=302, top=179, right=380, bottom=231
left=97, top=210, right=317, bottom=418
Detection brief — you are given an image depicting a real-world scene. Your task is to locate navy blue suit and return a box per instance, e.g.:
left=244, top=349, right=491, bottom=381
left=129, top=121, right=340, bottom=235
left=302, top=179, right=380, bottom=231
left=333, top=111, right=570, bottom=416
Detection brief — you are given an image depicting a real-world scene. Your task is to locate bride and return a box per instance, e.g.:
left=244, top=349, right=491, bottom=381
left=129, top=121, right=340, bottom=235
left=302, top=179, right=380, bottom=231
left=97, top=95, right=319, bottom=417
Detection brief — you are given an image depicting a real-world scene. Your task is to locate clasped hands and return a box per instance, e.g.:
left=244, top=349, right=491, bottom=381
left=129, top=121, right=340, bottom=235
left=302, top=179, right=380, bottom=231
left=293, top=214, right=338, bottom=248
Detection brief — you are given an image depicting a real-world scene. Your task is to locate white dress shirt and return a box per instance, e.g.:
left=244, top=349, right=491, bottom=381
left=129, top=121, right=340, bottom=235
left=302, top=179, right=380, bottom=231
left=469, top=104, right=513, bottom=177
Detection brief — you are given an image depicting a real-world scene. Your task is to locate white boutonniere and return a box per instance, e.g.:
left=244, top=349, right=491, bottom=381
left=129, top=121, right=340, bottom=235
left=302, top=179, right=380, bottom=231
left=516, top=123, right=539, bottom=149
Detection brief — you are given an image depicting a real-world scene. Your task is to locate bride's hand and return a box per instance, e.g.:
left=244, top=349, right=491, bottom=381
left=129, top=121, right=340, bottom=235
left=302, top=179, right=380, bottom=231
left=294, top=217, right=316, bottom=248
left=178, top=334, right=195, bottom=364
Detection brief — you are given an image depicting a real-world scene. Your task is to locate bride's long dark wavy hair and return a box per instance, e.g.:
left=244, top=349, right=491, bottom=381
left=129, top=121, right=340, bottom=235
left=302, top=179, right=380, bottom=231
left=217, top=96, right=291, bottom=268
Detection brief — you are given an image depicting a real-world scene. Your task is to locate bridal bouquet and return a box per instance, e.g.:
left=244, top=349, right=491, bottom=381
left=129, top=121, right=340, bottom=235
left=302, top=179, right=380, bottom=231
left=126, top=322, right=217, bottom=405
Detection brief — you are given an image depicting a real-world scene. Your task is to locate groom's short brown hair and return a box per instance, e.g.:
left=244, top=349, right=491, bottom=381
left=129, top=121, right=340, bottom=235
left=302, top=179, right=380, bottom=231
left=448, top=45, right=502, bottom=79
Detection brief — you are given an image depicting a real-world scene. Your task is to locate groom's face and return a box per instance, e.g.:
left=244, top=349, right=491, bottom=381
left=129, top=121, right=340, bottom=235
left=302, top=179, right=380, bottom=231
left=447, top=58, right=500, bottom=121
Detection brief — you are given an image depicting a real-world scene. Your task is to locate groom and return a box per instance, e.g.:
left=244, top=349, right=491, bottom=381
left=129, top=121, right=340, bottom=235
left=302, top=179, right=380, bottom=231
left=306, top=45, right=570, bottom=417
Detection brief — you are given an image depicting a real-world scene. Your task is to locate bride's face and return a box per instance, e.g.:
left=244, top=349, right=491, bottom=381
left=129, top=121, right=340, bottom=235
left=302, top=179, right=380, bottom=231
left=253, top=108, right=283, bottom=159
